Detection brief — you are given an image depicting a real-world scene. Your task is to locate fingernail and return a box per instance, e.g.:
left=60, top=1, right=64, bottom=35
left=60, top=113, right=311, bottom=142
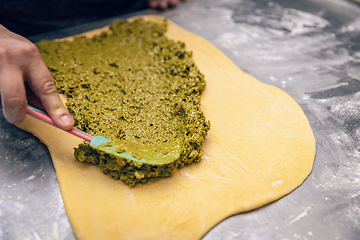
left=7, top=107, right=25, bottom=124
left=61, top=114, right=74, bottom=127
left=8, top=106, right=21, bottom=116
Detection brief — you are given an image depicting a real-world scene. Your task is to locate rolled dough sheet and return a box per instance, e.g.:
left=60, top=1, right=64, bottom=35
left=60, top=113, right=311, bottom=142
left=17, top=15, right=316, bottom=240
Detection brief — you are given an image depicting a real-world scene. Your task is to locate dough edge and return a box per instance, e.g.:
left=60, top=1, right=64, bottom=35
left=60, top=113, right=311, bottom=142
left=17, top=15, right=316, bottom=240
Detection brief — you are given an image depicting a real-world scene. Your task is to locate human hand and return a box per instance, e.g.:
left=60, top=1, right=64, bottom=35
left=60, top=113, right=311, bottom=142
left=0, top=25, right=74, bottom=130
left=148, top=0, right=193, bottom=10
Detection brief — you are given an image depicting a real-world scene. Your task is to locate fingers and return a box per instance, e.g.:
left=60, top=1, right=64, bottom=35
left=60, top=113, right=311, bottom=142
left=0, top=67, right=27, bottom=124
left=149, top=0, right=180, bottom=9
left=168, top=0, right=179, bottom=7
left=149, top=0, right=168, bottom=9
left=0, top=27, right=28, bottom=123
left=25, top=56, right=74, bottom=130
left=149, top=0, right=159, bottom=8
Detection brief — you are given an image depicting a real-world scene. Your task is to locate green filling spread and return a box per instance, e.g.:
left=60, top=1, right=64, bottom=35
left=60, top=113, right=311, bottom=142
left=36, top=19, right=210, bottom=187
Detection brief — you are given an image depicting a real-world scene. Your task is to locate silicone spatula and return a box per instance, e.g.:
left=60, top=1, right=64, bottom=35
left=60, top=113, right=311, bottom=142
left=26, top=104, right=181, bottom=165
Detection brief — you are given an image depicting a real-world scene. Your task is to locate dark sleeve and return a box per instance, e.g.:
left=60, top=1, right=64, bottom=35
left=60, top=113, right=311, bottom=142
left=0, top=0, right=148, bottom=36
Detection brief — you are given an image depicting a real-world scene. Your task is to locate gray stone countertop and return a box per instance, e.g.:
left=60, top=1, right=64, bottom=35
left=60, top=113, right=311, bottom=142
left=1, top=0, right=360, bottom=239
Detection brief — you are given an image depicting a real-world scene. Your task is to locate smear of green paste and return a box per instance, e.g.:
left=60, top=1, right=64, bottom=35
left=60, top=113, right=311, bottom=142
left=36, top=19, right=210, bottom=187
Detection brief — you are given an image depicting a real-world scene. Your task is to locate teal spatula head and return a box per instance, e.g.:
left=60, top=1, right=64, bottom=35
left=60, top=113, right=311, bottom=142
left=75, top=136, right=184, bottom=187
left=90, top=136, right=182, bottom=165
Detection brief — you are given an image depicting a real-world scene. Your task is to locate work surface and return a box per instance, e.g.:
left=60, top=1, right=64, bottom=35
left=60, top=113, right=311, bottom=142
left=1, top=0, right=360, bottom=239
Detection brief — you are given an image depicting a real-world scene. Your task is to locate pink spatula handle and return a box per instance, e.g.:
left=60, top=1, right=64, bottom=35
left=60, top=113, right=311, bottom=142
left=26, top=106, right=93, bottom=142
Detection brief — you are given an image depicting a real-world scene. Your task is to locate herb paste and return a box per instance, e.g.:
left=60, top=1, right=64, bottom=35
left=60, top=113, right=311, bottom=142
left=36, top=19, right=210, bottom=187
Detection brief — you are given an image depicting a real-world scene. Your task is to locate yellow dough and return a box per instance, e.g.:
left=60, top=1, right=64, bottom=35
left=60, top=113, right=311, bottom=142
left=17, top=15, right=316, bottom=240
